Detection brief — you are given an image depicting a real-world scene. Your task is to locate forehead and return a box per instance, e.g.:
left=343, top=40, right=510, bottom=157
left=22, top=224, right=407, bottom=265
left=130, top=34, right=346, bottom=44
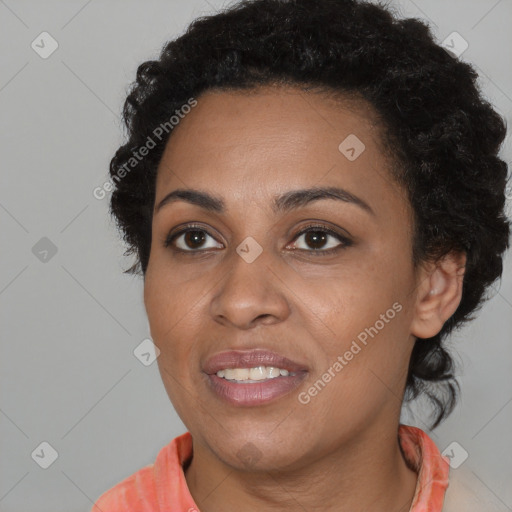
left=154, top=85, right=404, bottom=215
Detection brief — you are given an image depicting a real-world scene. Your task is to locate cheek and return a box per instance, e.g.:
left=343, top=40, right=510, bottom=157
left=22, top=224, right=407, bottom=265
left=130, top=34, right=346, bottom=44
left=301, top=309, right=411, bottom=431
left=145, top=274, right=201, bottom=416
left=304, top=257, right=404, bottom=337
left=144, top=272, right=193, bottom=370
left=300, top=254, right=413, bottom=387
left=144, top=260, right=204, bottom=333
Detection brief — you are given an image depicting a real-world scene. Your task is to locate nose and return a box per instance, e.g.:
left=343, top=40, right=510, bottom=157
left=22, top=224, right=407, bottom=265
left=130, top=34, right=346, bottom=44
left=209, top=247, right=291, bottom=330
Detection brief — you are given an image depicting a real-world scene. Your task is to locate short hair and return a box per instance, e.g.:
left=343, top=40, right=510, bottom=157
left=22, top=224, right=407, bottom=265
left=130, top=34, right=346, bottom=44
left=108, top=0, right=510, bottom=428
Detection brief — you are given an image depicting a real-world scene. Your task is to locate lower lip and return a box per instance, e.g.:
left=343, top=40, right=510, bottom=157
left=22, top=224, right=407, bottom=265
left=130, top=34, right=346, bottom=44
left=205, top=372, right=308, bottom=406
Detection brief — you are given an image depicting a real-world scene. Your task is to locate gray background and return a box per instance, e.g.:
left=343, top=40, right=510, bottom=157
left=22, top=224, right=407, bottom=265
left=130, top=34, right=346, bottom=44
left=1, top=0, right=511, bottom=511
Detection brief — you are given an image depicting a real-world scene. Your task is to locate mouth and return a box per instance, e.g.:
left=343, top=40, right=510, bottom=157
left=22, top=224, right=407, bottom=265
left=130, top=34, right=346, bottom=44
left=202, top=349, right=309, bottom=406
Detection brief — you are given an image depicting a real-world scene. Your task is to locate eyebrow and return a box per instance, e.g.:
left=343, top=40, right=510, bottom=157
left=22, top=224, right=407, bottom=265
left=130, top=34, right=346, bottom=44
left=154, top=186, right=375, bottom=216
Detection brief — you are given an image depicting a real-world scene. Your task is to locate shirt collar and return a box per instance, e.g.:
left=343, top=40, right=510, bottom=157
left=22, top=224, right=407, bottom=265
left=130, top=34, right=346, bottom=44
left=156, top=424, right=450, bottom=511
left=398, top=424, right=450, bottom=511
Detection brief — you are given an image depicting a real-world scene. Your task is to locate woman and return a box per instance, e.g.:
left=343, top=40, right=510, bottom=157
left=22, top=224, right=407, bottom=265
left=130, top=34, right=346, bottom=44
left=91, top=0, right=510, bottom=510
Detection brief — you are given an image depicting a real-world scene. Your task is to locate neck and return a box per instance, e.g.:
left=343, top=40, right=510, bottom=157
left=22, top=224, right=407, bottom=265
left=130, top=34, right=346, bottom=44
left=184, top=420, right=418, bottom=512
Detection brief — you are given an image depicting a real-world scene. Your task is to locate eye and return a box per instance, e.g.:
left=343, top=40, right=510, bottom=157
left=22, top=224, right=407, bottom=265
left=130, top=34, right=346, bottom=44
left=163, top=224, right=222, bottom=252
left=287, top=223, right=353, bottom=256
left=163, top=222, right=353, bottom=256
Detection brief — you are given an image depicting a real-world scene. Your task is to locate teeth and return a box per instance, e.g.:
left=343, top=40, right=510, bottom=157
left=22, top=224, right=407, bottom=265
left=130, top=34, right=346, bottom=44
left=216, top=366, right=296, bottom=382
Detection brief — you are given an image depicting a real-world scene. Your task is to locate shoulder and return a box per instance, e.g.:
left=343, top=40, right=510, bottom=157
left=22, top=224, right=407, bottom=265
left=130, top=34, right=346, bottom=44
left=89, top=432, right=192, bottom=512
left=90, top=463, right=157, bottom=512
left=443, top=464, right=510, bottom=512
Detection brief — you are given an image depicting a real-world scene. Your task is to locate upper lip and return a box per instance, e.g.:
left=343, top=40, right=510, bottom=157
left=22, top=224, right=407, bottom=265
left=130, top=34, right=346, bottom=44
left=203, top=349, right=309, bottom=375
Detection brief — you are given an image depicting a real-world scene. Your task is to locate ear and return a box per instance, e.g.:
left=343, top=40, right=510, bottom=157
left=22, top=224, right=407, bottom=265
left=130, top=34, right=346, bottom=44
left=410, top=251, right=466, bottom=339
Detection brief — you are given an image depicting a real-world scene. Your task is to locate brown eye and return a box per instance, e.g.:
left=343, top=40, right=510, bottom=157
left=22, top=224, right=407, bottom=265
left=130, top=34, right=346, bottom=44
left=164, top=225, right=223, bottom=252
left=289, top=224, right=353, bottom=256
left=182, top=230, right=207, bottom=249
left=303, top=230, right=329, bottom=249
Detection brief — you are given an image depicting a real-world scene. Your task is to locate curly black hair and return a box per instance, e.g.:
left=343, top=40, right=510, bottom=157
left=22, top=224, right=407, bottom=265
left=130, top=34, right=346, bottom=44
left=107, top=0, right=510, bottom=428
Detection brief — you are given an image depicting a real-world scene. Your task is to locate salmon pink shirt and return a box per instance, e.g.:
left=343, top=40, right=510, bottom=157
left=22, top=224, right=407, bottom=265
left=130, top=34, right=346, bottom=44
left=91, top=424, right=450, bottom=512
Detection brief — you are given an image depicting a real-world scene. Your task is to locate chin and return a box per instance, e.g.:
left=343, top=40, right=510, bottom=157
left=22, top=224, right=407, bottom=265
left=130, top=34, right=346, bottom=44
left=202, top=427, right=309, bottom=472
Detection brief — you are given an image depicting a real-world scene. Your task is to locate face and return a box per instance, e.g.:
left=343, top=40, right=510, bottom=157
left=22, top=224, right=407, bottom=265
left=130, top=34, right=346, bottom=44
left=144, top=85, right=422, bottom=471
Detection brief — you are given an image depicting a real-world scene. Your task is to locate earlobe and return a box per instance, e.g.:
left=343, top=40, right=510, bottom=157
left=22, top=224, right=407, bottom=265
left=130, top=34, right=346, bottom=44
left=410, top=252, right=466, bottom=339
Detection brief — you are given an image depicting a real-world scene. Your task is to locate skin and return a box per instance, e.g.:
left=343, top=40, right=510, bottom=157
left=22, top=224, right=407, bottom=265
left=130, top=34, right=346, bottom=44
left=143, top=84, right=466, bottom=512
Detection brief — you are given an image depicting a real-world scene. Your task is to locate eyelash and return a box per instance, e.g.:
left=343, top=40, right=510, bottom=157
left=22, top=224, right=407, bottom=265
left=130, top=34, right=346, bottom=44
left=163, top=222, right=353, bottom=257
